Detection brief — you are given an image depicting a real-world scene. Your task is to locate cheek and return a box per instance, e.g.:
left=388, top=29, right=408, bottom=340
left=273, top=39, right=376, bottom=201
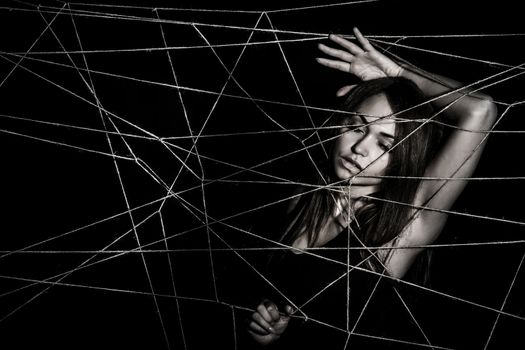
left=378, top=154, right=391, bottom=173
left=368, top=153, right=391, bottom=174
left=335, top=133, right=357, bottom=152
left=332, top=136, right=345, bottom=158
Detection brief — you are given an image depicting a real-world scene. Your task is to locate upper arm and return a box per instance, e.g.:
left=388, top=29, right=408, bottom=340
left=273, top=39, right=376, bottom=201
left=415, top=99, right=497, bottom=216
left=383, top=99, right=497, bottom=279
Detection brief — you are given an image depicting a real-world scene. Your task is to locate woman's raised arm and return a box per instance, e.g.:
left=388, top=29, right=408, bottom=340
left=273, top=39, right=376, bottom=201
left=317, top=27, right=497, bottom=277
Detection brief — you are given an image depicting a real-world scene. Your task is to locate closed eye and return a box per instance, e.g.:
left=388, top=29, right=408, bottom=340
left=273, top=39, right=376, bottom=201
left=352, top=126, right=365, bottom=134
left=379, top=143, right=392, bottom=151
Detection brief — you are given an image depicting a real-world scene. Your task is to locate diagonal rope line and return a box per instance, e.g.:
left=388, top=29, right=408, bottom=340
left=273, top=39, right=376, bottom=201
left=296, top=253, right=378, bottom=313
left=165, top=13, right=271, bottom=303
left=155, top=7, right=211, bottom=209
left=0, top=4, right=334, bottom=38
left=168, top=121, right=525, bottom=233
left=4, top=110, right=525, bottom=147
left=0, top=194, right=169, bottom=261
left=264, top=12, right=333, bottom=188
left=2, top=6, right=520, bottom=348
left=231, top=305, right=238, bottom=350
left=348, top=272, right=386, bottom=347
left=62, top=9, right=171, bottom=346
left=9, top=36, right=324, bottom=54
left=71, top=2, right=262, bottom=14
left=192, top=19, right=338, bottom=208
left=0, top=208, right=159, bottom=319
left=103, top=192, right=525, bottom=325
left=2, top=183, right=524, bottom=325
left=394, top=287, right=434, bottom=348
left=0, top=6, right=525, bottom=49
left=190, top=23, right=312, bottom=145
left=142, top=177, right=308, bottom=319
left=369, top=37, right=524, bottom=72
left=0, top=49, right=515, bottom=120
left=161, top=180, right=525, bottom=328
left=0, top=3, right=148, bottom=320
left=7, top=120, right=524, bottom=272
left=188, top=43, right=352, bottom=252
left=483, top=249, right=525, bottom=350
left=154, top=13, right=268, bottom=214
left=0, top=127, right=134, bottom=160
left=0, top=56, right=202, bottom=180
left=210, top=228, right=306, bottom=319
left=0, top=3, right=65, bottom=88
left=0, top=54, right=160, bottom=139
left=0, top=272, right=456, bottom=349
left=98, top=110, right=173, bottom=348
left=107, top=176, right=311, bottom=320
left=6, top=3, right=524, bottom=55
left=69, top=0, right=381, bottom=14
left=7, top=34, right=525, bottom=58
left=158, top=212, right=187, bottom=349
left=3, top=237, right=525, bottom=255
left=153, top=12, right=190, bottom=346
left=265, top=12, right=328, bottom=159
left=0, top=216, right=188, bottom=302
left=3, top=107, right=524, bottom=270
left=266, top=0, right=380, bottom=13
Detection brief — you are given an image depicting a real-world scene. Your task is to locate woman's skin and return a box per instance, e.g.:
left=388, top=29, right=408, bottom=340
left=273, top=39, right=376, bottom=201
left=247, top=27, right=497, bottom=345
left=331, top=93, right=395, bottom=189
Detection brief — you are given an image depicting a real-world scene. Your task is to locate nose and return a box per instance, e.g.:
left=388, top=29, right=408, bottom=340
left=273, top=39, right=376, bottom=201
left=351, top=135, right=369, bottom=157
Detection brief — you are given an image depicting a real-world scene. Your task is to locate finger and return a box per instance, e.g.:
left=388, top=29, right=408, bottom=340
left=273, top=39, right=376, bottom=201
left=248, top=321, right=270, bottom=335
left=252, top=312, right=275, bottom=333
left=353, top=27, right=374, bottom=52
left=256, top=303, right=273, bottom=323
left=329, top=34, right=364, bottom=55
left=264, top=302, right=281, bottom=322
left=318, top=43, right=354, bottom=62
left=336, top=84, right=357, bottom=97
left=316, top=57, right=351, bottom=73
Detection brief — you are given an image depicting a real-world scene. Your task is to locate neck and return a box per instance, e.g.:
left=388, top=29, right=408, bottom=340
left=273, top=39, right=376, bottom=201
left=334, top=183, right=377, bottom=200
left=332, top=186, right=373, bottom=227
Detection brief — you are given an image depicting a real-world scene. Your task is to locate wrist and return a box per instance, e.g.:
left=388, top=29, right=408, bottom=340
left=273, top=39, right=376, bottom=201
left=394, top=64, right=406, bottom=78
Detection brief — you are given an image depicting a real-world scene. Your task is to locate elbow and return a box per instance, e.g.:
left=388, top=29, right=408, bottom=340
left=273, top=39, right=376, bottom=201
left=478, top=96, right=497, bottom=121
left=487, top=100, right=498, bottom=123
left=466, top=97, right=498, bottom=131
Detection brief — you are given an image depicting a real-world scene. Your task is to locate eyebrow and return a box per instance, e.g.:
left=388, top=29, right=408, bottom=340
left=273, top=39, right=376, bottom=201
left=358, top=115, right=395, bottom=140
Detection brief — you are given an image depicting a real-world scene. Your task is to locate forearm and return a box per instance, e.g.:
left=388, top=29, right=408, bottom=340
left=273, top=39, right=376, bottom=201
left=398, top=64, right=495, bottom=127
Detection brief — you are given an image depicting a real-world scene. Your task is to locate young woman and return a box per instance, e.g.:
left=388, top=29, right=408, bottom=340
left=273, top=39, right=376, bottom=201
left=246, top=27, right=497, bottom=347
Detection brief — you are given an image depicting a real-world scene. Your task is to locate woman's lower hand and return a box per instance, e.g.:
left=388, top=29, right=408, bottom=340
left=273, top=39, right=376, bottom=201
left=247, top=299, right=293, bottom=346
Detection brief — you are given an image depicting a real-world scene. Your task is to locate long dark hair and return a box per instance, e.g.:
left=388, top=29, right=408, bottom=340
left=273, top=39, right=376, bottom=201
left=282, top=77, right=443, bottom=281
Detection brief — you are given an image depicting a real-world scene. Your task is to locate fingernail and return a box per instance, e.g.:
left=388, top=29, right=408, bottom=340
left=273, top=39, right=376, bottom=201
left=267, top=305, right=273, bottom=311
left=268, top=326, right=275, bottom=333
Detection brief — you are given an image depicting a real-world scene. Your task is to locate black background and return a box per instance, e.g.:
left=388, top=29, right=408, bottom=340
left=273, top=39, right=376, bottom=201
left=0, top=0, right=524, bottom=349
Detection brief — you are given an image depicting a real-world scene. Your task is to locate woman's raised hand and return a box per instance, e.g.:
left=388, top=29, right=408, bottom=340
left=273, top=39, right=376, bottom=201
left=317, top=27, right=404, bottom=82
left=247, top=299, right=293, bottom=346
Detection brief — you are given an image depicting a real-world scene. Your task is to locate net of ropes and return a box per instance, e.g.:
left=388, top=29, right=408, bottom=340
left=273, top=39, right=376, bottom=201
left=0, top=0, right=524, bottom=349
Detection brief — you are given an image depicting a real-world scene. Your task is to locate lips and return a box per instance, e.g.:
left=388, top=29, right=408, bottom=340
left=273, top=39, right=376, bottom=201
left=340, top=156, right=363, bottom=172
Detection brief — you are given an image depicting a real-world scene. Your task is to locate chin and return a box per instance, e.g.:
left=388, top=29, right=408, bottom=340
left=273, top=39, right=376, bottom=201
left=333, top=168, right=351, bottom=182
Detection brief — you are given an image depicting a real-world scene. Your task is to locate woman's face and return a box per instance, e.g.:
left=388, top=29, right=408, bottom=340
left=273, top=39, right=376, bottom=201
left=332, top=93, right=396, bottom=191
